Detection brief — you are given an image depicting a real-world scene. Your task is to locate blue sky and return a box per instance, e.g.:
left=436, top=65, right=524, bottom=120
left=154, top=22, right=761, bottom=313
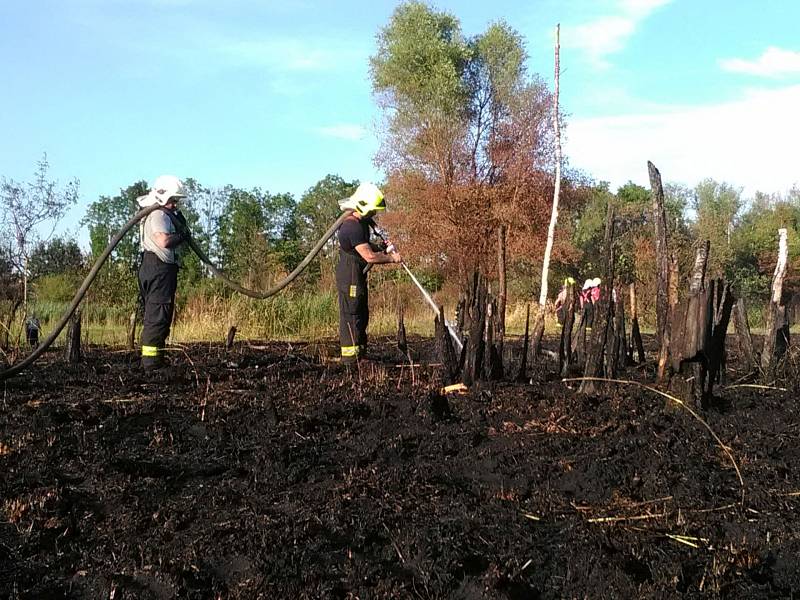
left=2, top=0, right=799, bottom=247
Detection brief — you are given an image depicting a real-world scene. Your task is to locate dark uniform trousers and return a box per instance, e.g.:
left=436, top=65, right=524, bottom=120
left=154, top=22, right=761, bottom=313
left=336, top=251, right=369, bottom=362
left=139, top=251, right=178, bottom=368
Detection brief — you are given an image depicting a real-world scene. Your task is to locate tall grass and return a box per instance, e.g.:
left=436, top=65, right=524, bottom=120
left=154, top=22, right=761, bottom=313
left=6, top=278, right=580, bottom=351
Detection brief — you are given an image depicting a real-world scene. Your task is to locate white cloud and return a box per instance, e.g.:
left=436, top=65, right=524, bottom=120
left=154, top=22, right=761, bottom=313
left=316, top=124, right=367, bottom=141
left=720, top=46, right=800, bottom=78
left=564, top=0, right=673, bottom=67
left=565, top=85, right=800, bottom=196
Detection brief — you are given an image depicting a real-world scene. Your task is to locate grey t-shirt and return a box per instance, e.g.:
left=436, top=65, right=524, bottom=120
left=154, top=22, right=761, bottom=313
left=141, top=210, right=177, bottom=264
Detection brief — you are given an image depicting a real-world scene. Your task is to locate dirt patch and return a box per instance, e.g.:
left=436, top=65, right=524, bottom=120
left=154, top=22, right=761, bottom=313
left=2, top=336, right=799, bottom=599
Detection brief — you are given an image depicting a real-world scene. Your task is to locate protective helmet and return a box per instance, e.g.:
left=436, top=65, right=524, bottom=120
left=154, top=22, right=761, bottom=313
left=582, top=279, right=593, bottom=291
left=565, top=277, right=576, bottom=286
left=339, top=182, right=386, bottom=216
left=592, top=277, right=602, bottom=287
left=137, top=175, right=187, bottom=207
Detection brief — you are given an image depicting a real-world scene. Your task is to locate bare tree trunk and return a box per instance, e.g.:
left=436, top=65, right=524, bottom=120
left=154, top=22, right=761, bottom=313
left=65, top=309, right=82, bottom=364
left=127, top=310, right=138, bottom=350
left=531, top=24, right=563, bottom=360
left=733, top=298, right=758, bottom=374
left=613, top=287, right=629, bottom=368
left=579, top=205, right=615, bottom=395
left=497, top=224, right=507, bottom=363
left=22, top=255, right=29, bottom=322
left=516, top=304, right=530, bottom=382
left=436, top=305, right=460, bottom=385
left=629, top=283, right=646, bottom=364
left=649, top=161, right=674, bottom=384
left=225, top=325, right=237, bottom=351
left=670, top=241, right=710, bottom=407
left=559, top=281, right=577, bottom=377
left=761, top=228, right=790, bottom=379
left=463, top=274, right=487, bottom=387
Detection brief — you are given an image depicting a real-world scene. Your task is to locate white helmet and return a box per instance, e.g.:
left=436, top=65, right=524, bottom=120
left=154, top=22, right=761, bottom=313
left=582, top=279, right=593, bottom=291
left=592, top=277, right=602, bottom=287
left=137, top=174, right=187, bottom=207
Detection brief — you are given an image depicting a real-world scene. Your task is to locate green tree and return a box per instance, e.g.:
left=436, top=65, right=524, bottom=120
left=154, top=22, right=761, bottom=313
left=732, top=191, right=800, bottom=300
left=83, top=181, right=146, bottom=266
left=82, top=181, right=146, bottom=303
left=0, top=154, right=79, bottom=314
left=691, top=179, right=742, bottom=279
left=28, top=237, right=83, bottom=279
left=295, top=175, right=359, bottom=254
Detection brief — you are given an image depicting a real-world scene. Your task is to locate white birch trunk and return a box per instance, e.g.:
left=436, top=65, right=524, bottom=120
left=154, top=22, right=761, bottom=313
left=538, top=24, right=562, bottom=307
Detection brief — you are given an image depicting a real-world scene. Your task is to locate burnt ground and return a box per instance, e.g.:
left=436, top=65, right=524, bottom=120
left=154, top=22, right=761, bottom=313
left=1, top=335, right=799, bottom=599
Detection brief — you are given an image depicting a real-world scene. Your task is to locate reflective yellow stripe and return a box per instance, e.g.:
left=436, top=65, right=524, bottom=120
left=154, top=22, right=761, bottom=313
left=341, top=345, right=358, bottom=357
left=349, top=285, right=357, bottom=298
left=142, top=345, right=161, bottom=357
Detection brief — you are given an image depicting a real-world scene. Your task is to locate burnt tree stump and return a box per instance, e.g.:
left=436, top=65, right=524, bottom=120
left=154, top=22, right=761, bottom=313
left=435, top=306, right=460, bottom=386
left=559, top=280, right=577, bottom=377
left=462, top=273, right=490, bottom=387
left=579, top=204, right=616, bottom=396
left=225, top=326, right=237, bottom=351
left=629, top=283, right=646, bottom=364
left=127, top=310, right=138, bottom=350
left=761, top=228, right=790, bottom=380
left=65, top=309, right=82, bottom=364
left=669, top=242, right=734, bottom=408
left=733, top=298, right=758, bottom=375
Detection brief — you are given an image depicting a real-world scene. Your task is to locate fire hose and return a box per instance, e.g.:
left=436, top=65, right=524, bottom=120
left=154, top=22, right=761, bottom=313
left=367, top=226, right=463, bottom=352
left=0, top=206, right=354, bottom=381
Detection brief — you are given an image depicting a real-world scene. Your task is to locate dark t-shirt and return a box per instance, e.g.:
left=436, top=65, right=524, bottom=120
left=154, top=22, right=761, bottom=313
left=338, top=217, right=370, bottom=258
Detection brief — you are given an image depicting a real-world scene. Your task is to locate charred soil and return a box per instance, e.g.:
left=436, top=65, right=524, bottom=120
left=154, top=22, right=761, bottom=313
left=1, top=336, right=799, bottom=599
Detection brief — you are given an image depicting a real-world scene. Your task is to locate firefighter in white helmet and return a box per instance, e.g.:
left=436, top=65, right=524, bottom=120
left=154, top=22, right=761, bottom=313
left=336, top=182, right=401, bottom=363
left=136, top=175, right=189, bottom=369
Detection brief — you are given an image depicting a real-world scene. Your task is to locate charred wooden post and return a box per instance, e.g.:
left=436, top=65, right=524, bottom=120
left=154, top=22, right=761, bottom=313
left=612, top=286, right=629, bottom=369
left=572, top=302, right=588, bottom=367
left=579, top=205, right=616, bottom=395
left=463, top=274, right=487, bottom=387
left=706, top=280, right=734, bottom=392
left=484, top=299, right=503, bottom=380
left=516, top=304, right=531, bottom=382
left=733, top=298, right=758, bottom=374
left=126, top=310, right=137, bottom=350
left=629, top=283, right=646, bottom=364
left=559, top=280, right=577, bottom=377
left=669, top=242, right=710, bottom=406
left=435, top=305, right=460, bottom=385
left=65, top=309, right=82, bottom=364
left=668, top=242, right=734, bottom=407
left=397, top=307, right=408, bottom=358
left=649, top=161, right=674, bottom=383
left=225, top=326, right=237, bottom=351
left=761, top=228, right=790, bottom=379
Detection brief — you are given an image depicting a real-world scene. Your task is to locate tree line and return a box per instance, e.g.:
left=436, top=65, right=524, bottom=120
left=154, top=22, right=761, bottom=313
left=2, top=1, right=798, bottom=336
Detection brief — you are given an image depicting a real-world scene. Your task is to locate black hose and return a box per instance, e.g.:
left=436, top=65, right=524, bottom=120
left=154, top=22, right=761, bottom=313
left=0, top=207, right=354, bottom=381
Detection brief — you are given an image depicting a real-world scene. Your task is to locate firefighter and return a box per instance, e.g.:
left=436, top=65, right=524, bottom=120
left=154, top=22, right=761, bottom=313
left=136, top=175, right=190, bottom=369
left=335, top=182, right=401, bottom=363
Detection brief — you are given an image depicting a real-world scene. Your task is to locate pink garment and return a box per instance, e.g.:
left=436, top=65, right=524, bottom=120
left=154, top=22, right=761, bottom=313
left=590, top=286, right=601, bottom=303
